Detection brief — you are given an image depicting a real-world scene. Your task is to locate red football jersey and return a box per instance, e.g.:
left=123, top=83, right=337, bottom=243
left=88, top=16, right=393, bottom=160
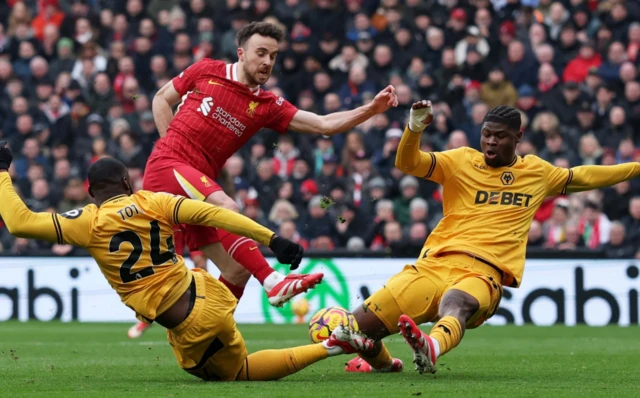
left=150, top=59, right=298, bottom=177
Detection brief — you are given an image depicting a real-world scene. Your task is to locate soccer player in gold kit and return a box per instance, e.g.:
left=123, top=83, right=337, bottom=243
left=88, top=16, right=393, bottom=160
left=345, top=101, right=640, bottom=374
left=0, top=148, right=372, bottom=381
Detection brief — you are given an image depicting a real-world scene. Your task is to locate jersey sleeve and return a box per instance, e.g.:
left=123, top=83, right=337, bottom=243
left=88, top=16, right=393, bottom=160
left=151, top=192, right=275, bottom=246
left=172, top=59, right=213, bottom=96
left=543, top=161, right=640, bottom=196
left=428, top=148, right=468, bottom=184
left=265, top=96, right=298, bottom=134
left=540, top=158, right=572, bottom=197
left=395, top=126, right=467, bottom=185
left=54, top=208, right=94, bottom=246
left=0, top=173, right=92, bottom=247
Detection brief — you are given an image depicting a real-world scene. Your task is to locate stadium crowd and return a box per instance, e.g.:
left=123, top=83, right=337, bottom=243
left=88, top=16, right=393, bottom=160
left=0, top=0, right=639, bottom=258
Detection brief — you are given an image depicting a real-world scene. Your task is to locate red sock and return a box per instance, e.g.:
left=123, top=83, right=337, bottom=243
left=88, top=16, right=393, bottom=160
left=219, top=275, right=245, bottom=300
left=219, top=231, right=275, bottom=285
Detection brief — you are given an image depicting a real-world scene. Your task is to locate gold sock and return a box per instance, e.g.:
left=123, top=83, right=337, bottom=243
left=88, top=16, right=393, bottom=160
left=236, top=344, right=328, bottom=381
left=429, top=316, right=462, bottom=356
left=357, top=342, right=393, bottom=370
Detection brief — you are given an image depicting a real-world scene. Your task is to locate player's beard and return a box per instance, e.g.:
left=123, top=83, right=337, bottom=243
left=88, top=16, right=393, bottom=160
left=244, top=63, right=270, bottom=87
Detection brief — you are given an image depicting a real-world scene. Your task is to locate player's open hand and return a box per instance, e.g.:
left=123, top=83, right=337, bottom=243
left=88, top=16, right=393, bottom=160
left=269, top=235, right=304, bottom=270
left=370, top=85, right=399, bottom=114
left=409, top=100, right=433, bottom=133
left=0, top=141, right=13, bottom=171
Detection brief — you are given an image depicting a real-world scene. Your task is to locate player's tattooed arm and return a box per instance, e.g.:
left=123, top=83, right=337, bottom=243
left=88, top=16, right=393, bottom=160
left=289, top=85, right=398, bottom=135
left=152, top=80, right=182, bottom=137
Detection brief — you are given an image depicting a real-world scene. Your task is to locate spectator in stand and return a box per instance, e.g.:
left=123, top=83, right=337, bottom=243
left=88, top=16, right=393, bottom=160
left=556, top=222, right=585, bottom=250
left=31, top=0, right=65, bottom=42
left=267, top=199, right=299, bottom=232
left=372, top=128, right=402, bottom=177
left=563, top=42, right=602, bottom=84
left=578, top=133, right=603, bottom=166
left=278, top=220, right=309, bottom=250
left=502, top=40, right=538, bottom=89
left=253, top=158, right=281, bottom=215
left=528, top=220, right=545, bottom=247
left=481, top=66, right=518, bottom=109
left=543, top=198, right=570, bottom=247
left=272, top=136, right=299, bottom=179
left=622, top=197, right=640, bottom=247
left=603, top=181, right=634, bottom=223
left=299, top=195, right=335, bottom=244
left=598, top=41, right=627, bottom=83
left=57, top=177, right=90, bottom=214
left=393, top=176, right=420, bottom=227
left=334, top=203, right=367, bottom=248
left=578, top=201, right=612, bottom=249
left=601, top=222, right=636, bottom=259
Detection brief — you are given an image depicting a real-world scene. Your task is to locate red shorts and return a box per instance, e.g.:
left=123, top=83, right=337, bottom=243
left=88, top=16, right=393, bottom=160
left=143, top=157, right=223, bottom=252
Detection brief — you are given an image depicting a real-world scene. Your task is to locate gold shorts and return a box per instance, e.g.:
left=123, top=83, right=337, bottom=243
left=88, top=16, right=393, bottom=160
left=364, top=252, right=503, bottom=333
left=166, top=269, right=247, bottom=381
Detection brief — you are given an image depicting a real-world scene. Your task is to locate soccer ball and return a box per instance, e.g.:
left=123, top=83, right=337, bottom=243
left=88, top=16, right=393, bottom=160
left=308, top=307, right=359, bottom=343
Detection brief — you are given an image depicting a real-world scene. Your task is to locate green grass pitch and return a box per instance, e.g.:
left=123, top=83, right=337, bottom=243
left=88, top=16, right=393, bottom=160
left=1, top=322, right=639, bottom=397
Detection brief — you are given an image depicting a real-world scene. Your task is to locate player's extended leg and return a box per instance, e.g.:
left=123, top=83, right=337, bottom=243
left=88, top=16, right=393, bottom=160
left=168, top=269, right=371, bottom=381
left=399, top=263, right=502, bottom=374
left=234, top=326, right=372, bottom=381
left=345, top=305, right=403, bottom=373
left=345, top=263, right=442, bottom=373
left=205, top=191, right=323, bottom=307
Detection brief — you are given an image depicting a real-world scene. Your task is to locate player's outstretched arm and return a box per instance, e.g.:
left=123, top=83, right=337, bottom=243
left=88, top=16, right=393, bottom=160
left=152, top=80, right=182, bottom=137
left=0, top=144, right=65, bottom=243
left=173, top=197, right=303, bottom=266
left=0, top=173, right=64, bottom=242
left=395, top=100, right=436, bottom=177
left=288, top=85, right=398, bottom=135
left=565, top=163, right=640, bottom=193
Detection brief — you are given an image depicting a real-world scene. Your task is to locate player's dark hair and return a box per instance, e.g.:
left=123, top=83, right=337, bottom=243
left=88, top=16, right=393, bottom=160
left=87, top=157, right=129, bottom=193
left=483, top=106, right=522, bottom=132
left=236, top=22, right=284, bottom=48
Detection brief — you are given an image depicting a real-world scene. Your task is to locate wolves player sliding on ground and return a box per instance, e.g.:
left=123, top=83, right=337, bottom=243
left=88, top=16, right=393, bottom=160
left=127, top=246, right=206, bottom=338
left=0, top=149, right=374, bottom=381
left=143, top=21, right=398, bottom=325
left=345, top=101, right=640, bottom=374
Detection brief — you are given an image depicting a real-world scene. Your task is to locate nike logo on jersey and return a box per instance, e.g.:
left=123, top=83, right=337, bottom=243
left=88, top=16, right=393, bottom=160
left=249, top=246, right=258, bottom=251
left=208, top=80, right=223, bottom=86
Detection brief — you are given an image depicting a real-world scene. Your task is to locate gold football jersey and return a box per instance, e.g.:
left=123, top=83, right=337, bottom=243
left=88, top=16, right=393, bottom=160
left=396, top=128, right=640, bottom=287
left=0, top=174, right=274, bottom=321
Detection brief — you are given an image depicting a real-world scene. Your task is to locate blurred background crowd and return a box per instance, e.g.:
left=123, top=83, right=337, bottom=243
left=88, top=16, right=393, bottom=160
left=0, top=0, right=639, bottom=258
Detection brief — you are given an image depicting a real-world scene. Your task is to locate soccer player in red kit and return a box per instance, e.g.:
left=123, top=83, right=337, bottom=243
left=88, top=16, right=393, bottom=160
left=142, top=22, right=398, bottom=314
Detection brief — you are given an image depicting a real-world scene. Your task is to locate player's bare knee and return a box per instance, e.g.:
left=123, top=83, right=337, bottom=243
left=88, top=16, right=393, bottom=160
left=439, top=290, right=479, bottom=325
left=352, top=304, right=390, bottom=342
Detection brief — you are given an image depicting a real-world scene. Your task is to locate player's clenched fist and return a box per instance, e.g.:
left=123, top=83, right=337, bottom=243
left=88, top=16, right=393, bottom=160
left=0, top=141, right=13, bottom=170
left=409, top=100, right=433, bottom=133
left=269, top=235, right=304, bottom=270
